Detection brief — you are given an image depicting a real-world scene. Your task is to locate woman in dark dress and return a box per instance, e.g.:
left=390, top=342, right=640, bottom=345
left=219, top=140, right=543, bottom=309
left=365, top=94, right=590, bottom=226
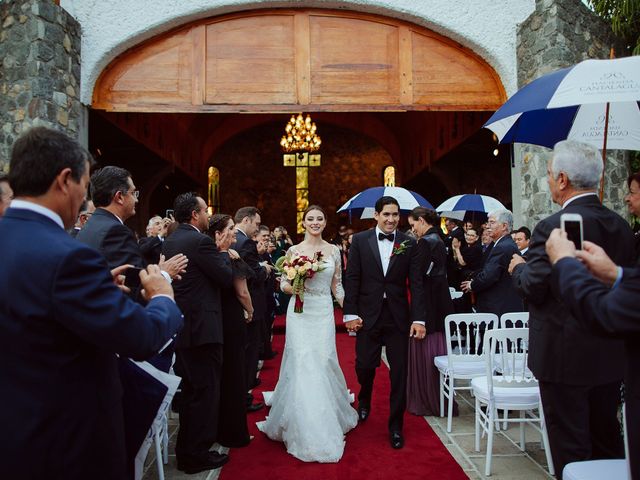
left=209, top=214, right=254, bottom=447
left=451, top=228, right=484, bottom=312
left=406, top=207, right=456, bottom=416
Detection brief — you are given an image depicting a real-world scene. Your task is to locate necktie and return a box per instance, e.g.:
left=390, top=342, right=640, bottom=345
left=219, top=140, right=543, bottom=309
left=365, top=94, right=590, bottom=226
left=378, top=232, right=394, bottom=242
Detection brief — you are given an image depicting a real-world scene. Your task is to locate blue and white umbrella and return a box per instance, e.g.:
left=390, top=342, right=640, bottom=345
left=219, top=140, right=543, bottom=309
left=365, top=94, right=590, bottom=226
left=484, top=56, right=640, bottom=151
left=337, top=186, right=433, bottom=219
left=436, top=194, right=506, bottom=222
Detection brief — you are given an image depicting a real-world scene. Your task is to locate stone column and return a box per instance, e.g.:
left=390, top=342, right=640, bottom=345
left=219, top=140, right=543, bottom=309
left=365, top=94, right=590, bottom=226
left=0, top=0, right=82, bottom=172
left=513, top=0, right=630, bottom=230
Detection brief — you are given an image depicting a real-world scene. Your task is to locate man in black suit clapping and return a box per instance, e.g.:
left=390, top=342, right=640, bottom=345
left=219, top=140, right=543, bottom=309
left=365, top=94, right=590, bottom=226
left=509, top=140, right=635, bottom=475
left=162, top=192, right=233, bottom=474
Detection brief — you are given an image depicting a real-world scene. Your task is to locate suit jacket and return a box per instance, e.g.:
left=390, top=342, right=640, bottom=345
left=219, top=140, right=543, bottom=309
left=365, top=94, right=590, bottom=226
left=471, top=235, right=523, bottom=316
left=551, top=258, right=640, bottom=479
left=139, top=235, right=163, bottom=265
left=162, top=223, right=232, bottom=348
left=77, top=208, right=145, bottom=269
left=233, top=230, right=267, bottom=320
left=0, top=207, right=183, bottom=480
left=512, top=194, right=634, bottom=385
left=343, top=229, right=426, bottom=331
left=68, top=226, right=81, bottom=238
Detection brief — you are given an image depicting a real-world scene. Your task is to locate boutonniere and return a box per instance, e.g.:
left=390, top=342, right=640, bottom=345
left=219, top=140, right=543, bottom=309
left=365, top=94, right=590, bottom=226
left=391, top=240, right=411, bottom=257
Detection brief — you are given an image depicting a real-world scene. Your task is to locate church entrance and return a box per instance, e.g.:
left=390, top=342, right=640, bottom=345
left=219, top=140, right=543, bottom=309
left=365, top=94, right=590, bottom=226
left=89, top=9, right=509, bottom=235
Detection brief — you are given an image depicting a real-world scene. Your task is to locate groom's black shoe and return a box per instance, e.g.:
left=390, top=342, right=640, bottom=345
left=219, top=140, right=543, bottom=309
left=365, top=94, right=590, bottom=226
left=357, top=406, right=370, bottom=422
left=390, top=431, right=404, bottom=449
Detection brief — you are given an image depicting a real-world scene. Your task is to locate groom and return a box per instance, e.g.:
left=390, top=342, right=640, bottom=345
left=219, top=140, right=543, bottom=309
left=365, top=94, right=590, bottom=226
left=344, top=196, right=426, bottom=449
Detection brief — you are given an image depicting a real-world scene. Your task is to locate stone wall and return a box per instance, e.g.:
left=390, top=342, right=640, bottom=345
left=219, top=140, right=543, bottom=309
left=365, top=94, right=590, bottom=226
left=513, top=0, right=630, bottom=230
left=0, top=0, right=82, bottom=172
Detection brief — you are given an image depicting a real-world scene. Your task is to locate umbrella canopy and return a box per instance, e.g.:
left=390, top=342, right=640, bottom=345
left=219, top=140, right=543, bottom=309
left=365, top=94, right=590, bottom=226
left=436, top=194, right=506, bottom=222
left=337, top=186, right=433, bottom=219
left=484, top=56, right=640, bottom=151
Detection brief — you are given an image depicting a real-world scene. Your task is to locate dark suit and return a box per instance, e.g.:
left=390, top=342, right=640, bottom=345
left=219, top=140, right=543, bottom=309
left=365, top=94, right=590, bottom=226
left=551, top=259, right=639, bottom=479
left=68, top=226, right=81, bottom=238
left=139, top=235, right=163, bottom=265
left=77, top=208, right=145, bottom=270
left=162, top=223, right=232, bottom=464
left=471, top=234, right=523, bottom=316
left=445, top=226, right=465, bottom=288
left=512, top=194, right=634, bottom=474
left=232, top=230, right=267, bottom=391
left=344, top=229, right=425, bottom=431
left=0, top=207, right=182, bottom=480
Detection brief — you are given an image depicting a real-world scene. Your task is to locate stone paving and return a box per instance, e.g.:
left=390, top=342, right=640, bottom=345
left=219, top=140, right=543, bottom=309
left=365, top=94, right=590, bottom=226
left=141, top=389, right=553, bottom=480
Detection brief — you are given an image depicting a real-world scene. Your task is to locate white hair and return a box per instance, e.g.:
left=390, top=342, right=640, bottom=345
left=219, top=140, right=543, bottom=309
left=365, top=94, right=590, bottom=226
left=147, top=215, right=162, bottom=227
left=551, top=140, right=603, bottom=190
left=488, top=209, right=513, bottom=232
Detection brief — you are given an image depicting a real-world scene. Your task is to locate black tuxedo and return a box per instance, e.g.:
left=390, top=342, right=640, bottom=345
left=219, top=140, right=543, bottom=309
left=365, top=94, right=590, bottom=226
left=344, top=229, right=425, bottom=431
left=551, top=259, right=640, bottom=479
left=232, top=230, right=267, bottom=391
left=471, top=235, right=523, bottom=316
left=77, top=208, right=145, bottom=269
left=162, top=223, right=233, bottom=464
left=512, top=194, right=635, bottom=473
left=139, top=235, right=163, bottom=265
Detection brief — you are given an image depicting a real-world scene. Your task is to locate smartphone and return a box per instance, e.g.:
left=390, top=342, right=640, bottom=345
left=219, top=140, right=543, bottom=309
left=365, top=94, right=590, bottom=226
left=124, top=266, right=143, bottom=289
left=560, top=213, right=583, bottom=250
left=165, top=209, right=174, bottom=218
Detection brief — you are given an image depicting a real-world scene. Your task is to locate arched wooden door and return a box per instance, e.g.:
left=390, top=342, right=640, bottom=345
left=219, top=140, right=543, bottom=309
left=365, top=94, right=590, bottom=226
left=92, top=9, right=505, bottom=112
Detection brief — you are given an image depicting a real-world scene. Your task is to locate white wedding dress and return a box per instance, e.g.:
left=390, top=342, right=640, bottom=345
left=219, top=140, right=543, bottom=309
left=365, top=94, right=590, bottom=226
left=257, top=244, right=358, bottom=462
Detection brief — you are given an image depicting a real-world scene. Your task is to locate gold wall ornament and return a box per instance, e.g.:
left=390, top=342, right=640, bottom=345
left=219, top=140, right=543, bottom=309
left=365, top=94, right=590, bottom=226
left=207, top=166, right=220, bottom=215
left=383, top=165, right=396, bottom=187
left=281, top=114, right=321, bottom=234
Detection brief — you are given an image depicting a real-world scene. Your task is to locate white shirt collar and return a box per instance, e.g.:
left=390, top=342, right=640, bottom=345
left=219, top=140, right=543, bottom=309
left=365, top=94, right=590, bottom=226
left=375, top=226, right=396, bottom=241
left=187, top=223, right=201, bottom=233
left=493, top=233, right=509, bottom=247
left=236, top=226, right=247, bottom=237
left=9, top=199, right=64, bottom=229
left=562, top=192, right=598, bottom=209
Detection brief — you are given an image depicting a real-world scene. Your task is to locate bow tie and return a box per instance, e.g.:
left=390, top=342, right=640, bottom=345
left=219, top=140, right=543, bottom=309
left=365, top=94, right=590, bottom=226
left=378, top=232, right=395, bottom=242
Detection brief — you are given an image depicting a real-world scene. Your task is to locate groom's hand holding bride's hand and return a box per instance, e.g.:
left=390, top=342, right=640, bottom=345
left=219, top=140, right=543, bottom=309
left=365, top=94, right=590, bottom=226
left=345, top=318, right=363, bottom=333
left=410, top=323, right=426, bottom=340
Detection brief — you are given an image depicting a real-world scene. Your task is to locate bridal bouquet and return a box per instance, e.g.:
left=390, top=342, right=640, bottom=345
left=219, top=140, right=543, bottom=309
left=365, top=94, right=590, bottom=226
left=275, top=251, right=325, bottom=313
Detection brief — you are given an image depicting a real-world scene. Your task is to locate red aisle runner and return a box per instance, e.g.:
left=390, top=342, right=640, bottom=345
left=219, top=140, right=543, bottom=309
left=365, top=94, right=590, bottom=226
left=220, top=312, right=468, bottom=480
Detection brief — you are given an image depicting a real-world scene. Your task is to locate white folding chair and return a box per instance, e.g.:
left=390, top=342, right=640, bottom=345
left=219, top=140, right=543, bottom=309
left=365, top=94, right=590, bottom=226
left=499, top=311, right=529, bottom=329
left=562, top=404, right=630, bottom=480
left=434, top=312, right=498, bottom=432
left=471, top=328, right=554, bottom=476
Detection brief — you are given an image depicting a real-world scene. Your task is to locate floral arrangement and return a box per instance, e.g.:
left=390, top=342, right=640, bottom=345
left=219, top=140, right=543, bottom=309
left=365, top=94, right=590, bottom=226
left=275, top=251, right=326, bottom=313
left=391, top=239, right=411, bottom=257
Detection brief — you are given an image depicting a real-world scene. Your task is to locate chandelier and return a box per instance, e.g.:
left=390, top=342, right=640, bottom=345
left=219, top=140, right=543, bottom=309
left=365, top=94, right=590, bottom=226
left=280, top=114, right=321, bottom=153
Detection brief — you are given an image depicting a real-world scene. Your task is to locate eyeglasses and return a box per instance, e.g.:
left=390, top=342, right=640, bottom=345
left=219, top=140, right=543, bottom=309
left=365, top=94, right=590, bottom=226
left=121, top=189, right=139, bottom=199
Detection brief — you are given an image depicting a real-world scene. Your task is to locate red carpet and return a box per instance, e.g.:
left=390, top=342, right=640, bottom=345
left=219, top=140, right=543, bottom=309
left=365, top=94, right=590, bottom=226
left=220, top=311, right=468, bottom=480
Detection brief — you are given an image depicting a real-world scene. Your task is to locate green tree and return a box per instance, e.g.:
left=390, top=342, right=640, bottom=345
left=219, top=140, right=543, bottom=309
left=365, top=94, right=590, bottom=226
left=589, top=0, right=640, bottom=54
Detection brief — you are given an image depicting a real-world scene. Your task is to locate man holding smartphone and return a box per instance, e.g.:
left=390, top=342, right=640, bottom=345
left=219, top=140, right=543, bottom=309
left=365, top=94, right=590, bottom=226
left=509, top=140, right=635, bottom=475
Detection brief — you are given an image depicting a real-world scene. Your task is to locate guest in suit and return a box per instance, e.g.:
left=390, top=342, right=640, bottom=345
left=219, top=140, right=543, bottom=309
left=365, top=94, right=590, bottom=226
left=0, top=173, right=12, bottom=217
left=406, top=207, right=455, bottom=416
left=444, top=218, right=465, bottom=289
left=624, top=171, right=640, bottom=264
left=209, top=214, right=254, bottom=448
left=546, top=230, right=639, bottom=479
left=343, top=196, right=426, bottom=449
left=233, top=206, right=270, bottom=411
left=514, top=226, right=531, bottom=257
left=77, top=166, right=187, bottom=295
left=68, top=199, right=95, bottom=238
left=138, top=215, right=165, bottom=264
left=461, top=209, right=523, bottom=317
left=0, top=126, right=183, bottom=480
left=509, top=140, right=635, bottom=475
left=256, top=224, right=277, bottom=361
left=162, top=192, right=233, bottom=474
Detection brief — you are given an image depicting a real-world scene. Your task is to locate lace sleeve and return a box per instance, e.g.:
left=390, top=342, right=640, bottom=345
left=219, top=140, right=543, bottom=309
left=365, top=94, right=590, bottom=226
left=331, top=245, right=345, bottom=307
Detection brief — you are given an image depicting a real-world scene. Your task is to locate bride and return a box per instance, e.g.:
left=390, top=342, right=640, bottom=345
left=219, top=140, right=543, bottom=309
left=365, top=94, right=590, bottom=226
left=257, top=205, right=358, bottom=462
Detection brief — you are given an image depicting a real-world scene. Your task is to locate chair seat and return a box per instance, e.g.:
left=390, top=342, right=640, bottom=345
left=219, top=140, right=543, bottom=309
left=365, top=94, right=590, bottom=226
left=563, top=459, right=628, bottom=480
left=434, top=355, right=485, bottom=376
left=471, top=376, right=539, bottom=407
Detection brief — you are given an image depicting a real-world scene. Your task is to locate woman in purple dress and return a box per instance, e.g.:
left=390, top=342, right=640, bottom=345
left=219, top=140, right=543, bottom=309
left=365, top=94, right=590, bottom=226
left=406, top=207, right=456, bottom=416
